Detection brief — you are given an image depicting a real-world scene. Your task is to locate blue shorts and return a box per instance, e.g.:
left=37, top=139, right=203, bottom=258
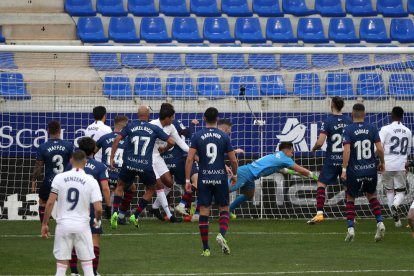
left=119, top=164, right=156, bottom=187
left=39, top=178, right=53, bottom=201
left=197, top=177, right=229, bottom=207
left=89, top=203, right=103, bottom=235
left=318, top=163, right=342, bottom=186
left=345, top=173, right=378, bottom=197
left=169, top=160, right=199, bottom=185
left=230, top=165, right=256, bottom=193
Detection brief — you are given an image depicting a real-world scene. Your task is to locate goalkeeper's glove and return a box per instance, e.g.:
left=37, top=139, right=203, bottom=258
left=104, top=205, right=111, bottom=219
left=282, top=168, right=318, bottom=181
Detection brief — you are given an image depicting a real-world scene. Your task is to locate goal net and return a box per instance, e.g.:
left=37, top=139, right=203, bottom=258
left=1, top=45, right=414, bottom=220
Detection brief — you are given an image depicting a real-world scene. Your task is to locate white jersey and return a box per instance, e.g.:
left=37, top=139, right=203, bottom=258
left=379, top=121, right=412, bottom=171
left=84, top=120, right=112, bottom=162
left=51, top=168, right=102, bottom=231
left=150, top=119, right=189, bottom=157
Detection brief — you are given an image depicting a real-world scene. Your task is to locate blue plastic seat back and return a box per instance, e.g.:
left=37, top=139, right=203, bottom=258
left=312, top=45, right=340, bottom=69
left=103, top=74, right=132, bottom=99
left=329, top=18, right=359, bottom=43
left=375, top=45, right=404, bottom=70
left=230, top=75, right=259, bottom=97
left=297, top=18, right=328, bottom=43
left=346, top=0, right=377, bottom=16
left=197, top=74, right=226, bottom=98
left=266, top=18, right=297, bottom=43
left=293, top=73, right=322, bottom=98
left=390, top=19, right=414, bottom=43
left=388, top=73, right=414, bottom=97
left=260, top=74, right=288, bottom=96
left=217, top=44, right=248, bottom=70
left=409, top=0, right=414, bottom=14
left=134, top=74, right=163, bottom=99
left=325, top=73, right=354, bottom=97
left=109, top=17, right=139, bottom=43
left=203, top=17, right=234, bottom=43
left=172, top=17, right=203, bottom=43
left=357, top=73, right=385, bottom=98
left=166, top=74, right=196, bottom=98
left=253, top=0, right=283, bottom=16
left=0, top=53, right=18, bottom=69
left=282, top=0, right=314, bottom=15
left=315, top=0, right=345, bottom=17
left=222, top=0, right=252, bottom=16
left=96, top=0, right=127, bottom=16
left=65, top=0, right=96, bottom=16
left=128, top=0, right=158, bottom=16
left=140, top=17, right=172, bottom=43
left=280, top=45, right=309, bottom=70
left=360, top=18, right=390, bottom=43
left=77, top=17, right=108, bottom=43
left=377, top=0, right=407, bottom=17
left=343, top=45, right=371, bottom=69
left=248, top=45, right=278, bottom=70
left=235, top=18, right=265, bottom=43
left=190, top=0, right=221, bottom=16
left=121, top=46, right=153, bottom=69
left=154, top=45, right=184, bottom=70
left=160, top=0, right=190, bottom=16
left=90, top=46, right=121, bottom=70
left=185, top=44, right=216, bottom=69
left=0, top=72, right=30, bottom=100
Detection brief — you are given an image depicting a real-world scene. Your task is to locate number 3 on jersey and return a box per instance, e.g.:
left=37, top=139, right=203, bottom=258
left=206, top=143, right=217, bottom=164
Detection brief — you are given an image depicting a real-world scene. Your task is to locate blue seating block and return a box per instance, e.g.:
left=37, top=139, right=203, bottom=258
left=77, top=17, right=108, bottom=43
left=346, top=0, right=377, bottom=16
left=282, top=0, right=314, bottom=16
left=409, top=0, right=414, bottom=14
left=312, top=45, right=340, bottom=69
left=315, top=0, right=346, bottom=17
left=230, top=75, right=260, bottom=97
left=343, top=45, right=371, bottom=69
left=0, top=53, right=18, bottom=69
left=235, top=18, right=265, bottom=43
left=103, top=74, right=132, bottom=99
left=266, top=18, right=297, bottom=43
left=109, top=17, right=139, bottom=43
left=197, top=74, right=226, bottom=98
left=325, top=73, right=354, bottom=98
left=121, top=47, right=153, bottom=69
left=329, top=18, right=359, bottom=43
left=96, top=0, right=127, bottom=16
left=128, top=0, right=158, bottom=16
left=154, top=45, right=184, bottom=70
left=391, top=19, right=414, bottom=43
left=172, top=17, right=203, bottom=43
left=360, top=18, right=390, bottom=43
left=160, top=0, right=190, bottom=16
left=260, top=74, right=288, bottom=96
left=253, top=0, right=283, bottom=17
left=222, top=0, right=253, bottom=16
left=141, top=17, right=171, bottom=43
left=65, top=0, right=96, bottom=16
left=166, top=74, right=196, bottom=98
left=293, top=73, right=322, bottom=99
left=0, top=72, right=30, bottom=100
left=297, top=18, right=328, bottom=43
left=90, top=47, right=121, bottom=70
left=191, top=0, right=221, bottom=16
left=204, top=18, right=234, bottom=43
left=134, top=74, right=163, bottom=99
left=388, top=73, right=414, bottom=99
left=249, top=45, right=278, bottom=70
left=377, top=0, right=407, bottom=17
left=217, top=44, right=248, bottom=70
left=356, top=73, right=386, bottom=99
left=375, top=45, right=404, bottom=70
left=185, top=44, right=217, bottom=69
left=280, top=45, right=309, bottom=70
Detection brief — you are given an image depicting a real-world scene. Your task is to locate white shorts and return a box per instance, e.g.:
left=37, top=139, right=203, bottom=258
left=381, top=171, right=406, bottom=191
left=411, top=200, right=414, bottom=209
left=53, top=225, right=95, bottom=261
left=152, top=155, right=169, bottom=180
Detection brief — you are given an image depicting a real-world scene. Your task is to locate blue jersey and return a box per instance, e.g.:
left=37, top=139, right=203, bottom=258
left=343, top=122, right=381, bottom=177
left=320, top=114, right=353, bottom=165
left=66, top=158, right=108, bottom=184
left=191, top=128, right=233, bottom=180
left=162, top=120, right=193, bottom=167
left=36, top=138, right=74, bottom=184
left=247, top=152, right=295, bottom=178
left=96, top=132, right=127, bottom=168
left=120, top=120, right=169, bottom=169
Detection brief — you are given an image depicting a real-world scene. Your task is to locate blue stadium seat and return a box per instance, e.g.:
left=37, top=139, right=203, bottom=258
left=325, top=73, right=354, bottom=98
left=190, top=0, right=221, bottom=16
left=166, top=74, right=196, bottom=99
left=185, top=44, right=217, bottom=69
left=248, top=45, right=278, bottom=70
left=260, top=74, right=288, bottom=96
left=312, top=45, right=340, bottom=69
left=230, top=75, right=260, bottom=98
left=343, top=45, right=371, bottom=69
left=391, top=19, right=414, bottom=43
left=377, top=0, right=407, bottom=17
left=160, top=0, right=190, bottom=16
left=315, top=0, right=345, bottom=17
left=235, top=18, right=266, bottom=43
left=0, top=31, right=4, bottom=43
left=121, top=45, right=153, bottom=69
left=359, top=18, right=390, bottom=43
left=103, top=74, right=132, bottom=100
left=356, top=73, right=386, bottom=99
left=0, top=72, right=30, bottom=100
left=128, top=0, right=158, bottom=16
left=388, top=73, right=414, bottom=99
left=329, top=18, right=359, bottom=43
left=172, top=17, right=203, bottom=43
left=282, top=0, right=314, bottom=16
left=109, top=17, right=139, bottom=43
left=406, top=45, right=414, bottom=68
left=134, top=74, right=163, bottom=99
left=140, top=17, right=171, bottom=43
left=0, top=53, right=18, bottom=69
left=90, top=46, right=121, bottom=70
left=293, top=73, right=322, bottom=99
left=96, top=0, right=127, bottom=16
left=203, top=18, right=234, bottom=43
left=409, top=0, right=414, bottom=14
left=346, top=0, right=377, bottom=16
left=280, top=45, right=309, bottom=70
left=266, top=18, right=297, bottom=43
left=77, top=17, right=108, bottom=43
left=253, top=0, right=283, bottom=17
left=222, top=0, right=252, bottom=16
left=297, top=18, right=328, bottom=43
left=197, top=74, right=226, bottom=98
left=154, top=45, right=184, bottom=70
left=217, top=44, right=248, bottom=70
left=65, top=0, right=96, bottom=16
left=374, top=45, right=404, bottom=70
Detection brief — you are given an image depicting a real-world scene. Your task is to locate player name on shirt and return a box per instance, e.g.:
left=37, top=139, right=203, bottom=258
left=201, top=132, right=222, bottom=140
left=47, top=145, right=67, bottom=152
left=131, top=125, right=153, bottom=134
left=63, top=176, right=86, bottom=185
left=85, top=162, right=96, bottom=170
left=392, top=128, right=408, bottom=134
left=354, top=128, right=369, bottom=135
left=126, top=157, right=149, bottom=164
left=333, top=123, right=348, bottom=130
left=201, top=169, right=226, bottom=175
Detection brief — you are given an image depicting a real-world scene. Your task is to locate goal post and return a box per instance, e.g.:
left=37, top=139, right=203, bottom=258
left=1, top=45, right=414, bottom=220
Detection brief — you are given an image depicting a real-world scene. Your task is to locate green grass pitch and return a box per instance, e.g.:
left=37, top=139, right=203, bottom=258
left=0, top=219, right=413, bottom=275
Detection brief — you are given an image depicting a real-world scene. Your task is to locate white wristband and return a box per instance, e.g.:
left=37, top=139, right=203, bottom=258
left=232, top=175, right=237, bottom=177
left=308, top=172, right=314, bottom=178
left=93, top=218, right=101, bottom=229
left=342, top=167, right=347, bottom=172
left=185, top=179, right=191, bottom=183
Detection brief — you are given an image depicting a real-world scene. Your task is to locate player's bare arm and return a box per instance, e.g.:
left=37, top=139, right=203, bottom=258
left=31, top=160, right=44, bottom=193
left=375, top=141, right=385, bottom=172
left=93, top=200, right=103, bottom=227
left=41, top=192, right=57, bottom=239
left=158, top=136, right=176, bottom=154
left=311, top=133, right=327, bottom=152
left=341, top=143, right=351, bottom=181
left=291, top=164, right=315, bottom=179
left=227, top=150, right=238, bottom=185
left=185, top=148, right=197, bottom=192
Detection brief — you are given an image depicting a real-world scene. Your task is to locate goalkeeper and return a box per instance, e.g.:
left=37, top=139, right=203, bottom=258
left=229, top=141, right=317, bottom=218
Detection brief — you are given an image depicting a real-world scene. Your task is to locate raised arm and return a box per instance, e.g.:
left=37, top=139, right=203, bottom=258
left=291, top=164, right=316, bottom=179
left=171, top=128, right=189, bottom=152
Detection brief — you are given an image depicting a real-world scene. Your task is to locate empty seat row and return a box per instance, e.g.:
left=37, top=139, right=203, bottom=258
left=65, top=0, right=414, bottom=18
left=0, top=73, right=30, bottom=100
left=77, top=16, right=414, bottom=44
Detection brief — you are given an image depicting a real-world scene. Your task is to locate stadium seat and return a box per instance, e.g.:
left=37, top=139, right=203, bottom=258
left=154, top=45, right=184, bottom=70
left=197, top=74, right=226, bottom=98
left=249, top=45, right=278, bottom=70
left=90, top=46, right=122, bottom=70
left=166, top=74, right=197, bottom=98
left=388, top=73, right=414, bottom=99
left=374, top=45, right=404, bottom=71
left=77, top=17, right=108, bottom=43
left=235, top=18, right=266, bottom=43
left=190, top=0, right=221, bottom=16
left=134, top=74, right=163, bottom=99
left=409, top=0, right=414, bottom=14
left=0, top=72, right=30, bottom=100
left=346, top=0, right=377, bottom=16
left=253, top=0, right=283, bottom=17
left=359, top=18, right=390, bottom=43
left=65, top=0, right=96, bottom=16
left=325, top=73, right=354, bottom=98
left=0, top=31, right=4, bottom=43
left=0, top=53, right=18, bottom=69
left=315, top=0, right=346, bottom=17
left=140, top=17, right=171, bottom=43
left=280, top=45, right=309, bottom=70
left=260, top=74, right=288, bottom=96
left=297, top=18, right=328, bottom=43
left=356, top=73, right=386, bottom=99
left=172, top=17, right=203, bottom=43
left=103, top=74, right=132, bottom=100
left=312, top=45, right=340, bottom=69
left=229, top=75, right=260, bottom=98
left=96, top=0, right=127, bottom=16
left=128, top=0, right=158, bottom=16
left=108, top=17, right=139, bottom=43
left=328, top=18, right=359, bottom=43
left=121, top=45, right=153, bottom=69
left=282, top=0, right=314, bottom=16
left=293, top=73, right=322, bottom=99
left=266, top=18, right=297, bottom=43
left=185, top=44, right=217, bottom=69
left=203, top=18, right=234, bottom=43
left=390, top=19, right=414, bottom=43
left=343, top=45, right=371, bottom=69
left=217, top=44, right=248, bottom=70
left=222, top=0, right=253, bottom=16
left=160, top=0, right=190, bottom=16
left=377, top=0, right=407, bottom=17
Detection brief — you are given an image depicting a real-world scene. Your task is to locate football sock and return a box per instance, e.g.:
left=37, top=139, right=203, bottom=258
left=316, top=186, right=326, bottom=213
left=199, top=215, right=209, bottom=250
left=120, top=190, right=133, bottom=212
left=156, top=189, right=172, bottom=219
left=134, top=198, right=149, bottom=218
left=394, top=192, right=405, bottom=208
left=92, top=246, right=99, bottom=275
left=346, top=200, right=355, bottom=228
left=195, top=205, right=200, bottom=215
left=152, top=197, right=160, bottom=209
left=112, top=195, right=122, bottom=213
left=81, top=260, right=94, bottom=276
left=386, top=190, right=394, bottom=209
left=229, top=194, right=247, bottom=212
left=38, top=206, right=45, bottom=223
left=219, top=211, right=229, bottom=237
left=69, top=248, right=79, bottom=274
left=369, top=198, right=383, bottom=223
left=180, top=191, right=193, bottom=207
left=56, top=263, right=67, bottom=276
